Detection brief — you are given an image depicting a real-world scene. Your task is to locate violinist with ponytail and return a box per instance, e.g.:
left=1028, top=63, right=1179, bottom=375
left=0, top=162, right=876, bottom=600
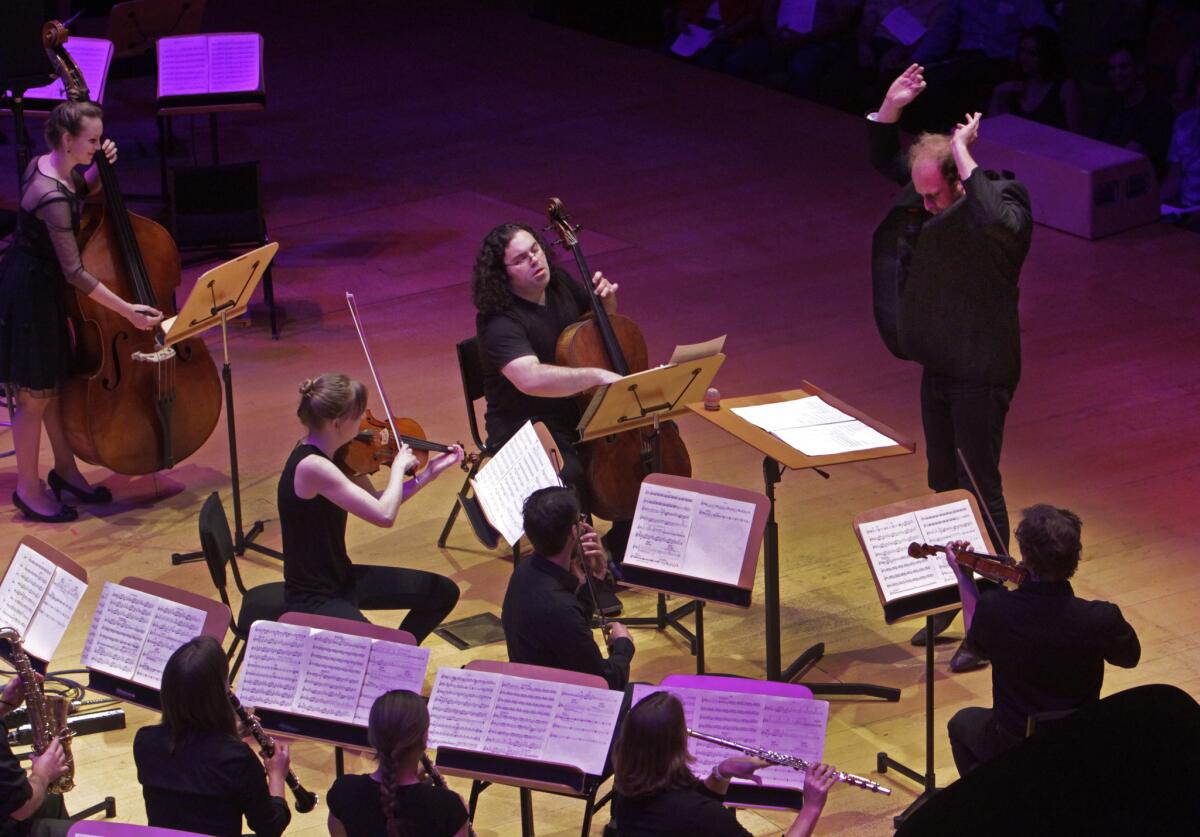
left=327, top=689, right=470, bottom=837
left=278, top=374, right=462, bottom=642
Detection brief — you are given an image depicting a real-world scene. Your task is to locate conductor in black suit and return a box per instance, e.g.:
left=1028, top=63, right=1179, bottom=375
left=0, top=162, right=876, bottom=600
left=868, top=64, right=1034, bottom=671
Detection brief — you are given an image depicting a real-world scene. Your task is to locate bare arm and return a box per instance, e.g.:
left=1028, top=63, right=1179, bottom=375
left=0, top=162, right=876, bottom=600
left=945, top=540, right=979, bottom=631
left=296, top=453, right=408, bottom=527
left=501, top=355, right=621, bottom=398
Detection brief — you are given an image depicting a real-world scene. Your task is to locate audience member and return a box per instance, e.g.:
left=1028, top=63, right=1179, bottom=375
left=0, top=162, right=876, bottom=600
left=1093, top=40, right=1175, bottom=175
left=988, top=26, right=1083, bottom=133
left=672, top=1, right=766, bottom=73
left=856, top=0, right=948, bottom=78
left=1163, top=73, right=1200, bottom=224
left=721, top=0, right=862, bottom=94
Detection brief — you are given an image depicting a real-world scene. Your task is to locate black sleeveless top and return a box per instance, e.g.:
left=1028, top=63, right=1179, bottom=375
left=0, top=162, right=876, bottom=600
left=278, top=443, right=354, bottom=607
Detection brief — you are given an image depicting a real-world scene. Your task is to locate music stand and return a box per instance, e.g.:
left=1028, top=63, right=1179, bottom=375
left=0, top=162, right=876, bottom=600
left=687, top=382, right=913, bottom=697
left=168, top=243, right=281, bottom=564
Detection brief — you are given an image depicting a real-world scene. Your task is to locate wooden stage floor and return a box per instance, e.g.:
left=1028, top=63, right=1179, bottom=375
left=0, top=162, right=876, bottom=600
left=2, top=2, right=1198, bottom=834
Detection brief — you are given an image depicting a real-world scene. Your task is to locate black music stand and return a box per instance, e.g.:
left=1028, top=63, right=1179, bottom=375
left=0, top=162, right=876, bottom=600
left=168, top=243, right=282, bottom=564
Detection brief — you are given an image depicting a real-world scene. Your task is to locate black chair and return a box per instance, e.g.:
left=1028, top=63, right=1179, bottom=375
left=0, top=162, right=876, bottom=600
left=437, top=337, right=509, bottom=554
left=1025, top=707, right=1076, bottom=737
left=167, top=161, right=280, bottom=338
left=198, top=491, right=286, bottom=677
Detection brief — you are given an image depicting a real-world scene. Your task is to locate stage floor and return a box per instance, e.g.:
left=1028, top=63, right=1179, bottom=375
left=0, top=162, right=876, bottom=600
left=2, top=2, right=1198, bottom=834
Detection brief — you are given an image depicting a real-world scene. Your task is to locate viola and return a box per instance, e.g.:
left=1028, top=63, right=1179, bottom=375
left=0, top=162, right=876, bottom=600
left=335, top=409, right=477, bottom=478
left=546, top=198, right=691, bottom=521
left=908, top=542, right=1028, bottom=585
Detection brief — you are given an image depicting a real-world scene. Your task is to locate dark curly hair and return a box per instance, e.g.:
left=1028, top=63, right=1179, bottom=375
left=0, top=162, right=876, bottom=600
left=471, top=222, right=557, bottom=315
left=1015, top=504, right=1083, bottom=582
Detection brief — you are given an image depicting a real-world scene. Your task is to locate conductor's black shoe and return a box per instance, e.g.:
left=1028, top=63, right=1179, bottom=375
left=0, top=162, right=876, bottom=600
left=949, top=640, right=989, bottom=673
left=48, top=470, right=113, bottom=504
left=12, top=492, right=78, bottom=523
left=911, top=608, right=957, bottom=646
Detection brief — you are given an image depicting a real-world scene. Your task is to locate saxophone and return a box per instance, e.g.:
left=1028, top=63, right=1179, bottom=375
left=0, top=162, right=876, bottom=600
left=0, top=628, right=74, bottom=793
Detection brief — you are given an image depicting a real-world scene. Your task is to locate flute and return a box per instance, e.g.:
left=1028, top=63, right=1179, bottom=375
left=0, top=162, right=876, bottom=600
left=421, top=754, right=477, bottom=837
left=687, top=728, right=892, bottom=795
left=228, top=692, right=319, bottom=812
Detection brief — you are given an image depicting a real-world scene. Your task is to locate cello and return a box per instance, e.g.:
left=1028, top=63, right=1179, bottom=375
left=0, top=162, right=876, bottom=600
left=43, top=22, right=221, bottom=475
left=547, top=198, right=690, bottom=521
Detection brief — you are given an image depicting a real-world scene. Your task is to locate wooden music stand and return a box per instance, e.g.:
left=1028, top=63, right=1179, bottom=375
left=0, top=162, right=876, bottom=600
left=244, top=612, right=420, bottom=767
left=86, top=577, right=230, bottom=711
left=0, top=536, right=88, bottom=674
left=687, top=381, right=913, bottom=696
left=618, top=473, right=769, bottom=673
left=435, top=660, right=616, bottom=837
left=852, top=491, right=996, bottom=825
left=168, top=244, right=282, bottom=566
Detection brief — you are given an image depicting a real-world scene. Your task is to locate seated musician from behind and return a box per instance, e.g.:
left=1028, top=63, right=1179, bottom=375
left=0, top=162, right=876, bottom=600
left=946, top=504, right=1141, bottom=776
left=0, top=675, right=70, bottom=836
left=327, top=689, right=470, bottom=837
left=278, top=374, right=462, bottom=643
left=611, top=692, right=835, bottom=837
left=133, top=636, right=291, bottom=837
left=501, top=486, right=634, bottom=690
left=472, top=223, right=632, bottom=572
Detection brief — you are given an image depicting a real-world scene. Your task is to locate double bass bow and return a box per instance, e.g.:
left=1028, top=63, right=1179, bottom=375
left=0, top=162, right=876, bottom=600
left=43, top=21, right=221, bottom=475
left=546, top=198, right=691, bottom=521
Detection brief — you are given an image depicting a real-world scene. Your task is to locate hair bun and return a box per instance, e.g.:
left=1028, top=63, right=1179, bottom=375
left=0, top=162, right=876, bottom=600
left=299, top=378, right=316, bottom=397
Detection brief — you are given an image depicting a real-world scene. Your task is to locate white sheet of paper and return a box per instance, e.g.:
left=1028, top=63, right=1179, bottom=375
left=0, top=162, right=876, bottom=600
left=880, top=6, right=927, bottom=45
left=207, top=34, right=263, bottom=94
left=129, top=598, right=208, bottom=688
left=24, top=567, right=87, bottom=662
left=777, top=0, right=818, bottom=34
left=18, top=38, right=114, bottom=103
left=471, top=421, right=562, bottom=545
left=294, top=631, right=372, bottom=723
left=428, top=667, right=622, bottom=776
left=624, top=482, right=755, bottom=586
left=631, top=684, right=828, bottom=790
left=0, top=545, right=56, bottom=638
left=668, top=335, right=726, bottom=365
left=771, top=419, right=896, bottom=456
left=731, top=396, right=854, bottom=433
left=80, top=583, right=156, bottom=681
left=236, top=621, right=311, bottom=712
left=353, top=641, right=431, bottom=726
left=157, top=35, right=211, bottom=97
left=670, top=23, right=717, bottom=57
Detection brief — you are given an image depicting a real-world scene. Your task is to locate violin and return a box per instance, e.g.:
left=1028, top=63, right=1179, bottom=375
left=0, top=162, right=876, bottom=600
left=335, top=409, right=477, bottom=478
left=908, top=542, right=1028, bottom=585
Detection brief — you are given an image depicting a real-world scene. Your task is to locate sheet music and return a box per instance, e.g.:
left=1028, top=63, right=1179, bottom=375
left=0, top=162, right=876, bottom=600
left=731, top=396, right=897, bottom=456
left=18, top=38, right=114, bottom=103
left=295, top=631, right=372, bottom=723
left=777, top=0, right=818, bottom=34
left=630, top=684, right=828, bottom=790
left=0, top=545, right=56, bottom=637
left=81, top=584, right=157, bottom=681
left=858, top=499, right=985, bottom=603
left=353, top=641, right=431, bottom=726
left=236, top=622, right=311, bottom=713
left=427, top=668, right=622, bottom=776
left=668, top=335, right=726, bottom=365
left=208, top=34, right=263, bottom=94
left=24, top=566, right=87, bottom=662
left=625, top=482, right=756, bottom=586
left=471, top=421, right=562, bottom=545
left=130, top=599, right=208, bottom=688
left=157, top=36, right=210, bottom=97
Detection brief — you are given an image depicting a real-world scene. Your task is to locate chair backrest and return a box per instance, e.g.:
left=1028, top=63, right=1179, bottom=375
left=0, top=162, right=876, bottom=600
left=280, top=612, right=416, bottom=645
left=456, top=336, right=487, bottom=451
left=661, top=674, right=814, bottom=700
left=70, top=820, right=212, bottom=837
left=465, top=659, right=608, bottom=690
left=1025, top=707, right=1077, bottom=738
left=198, top=492, right=234, bottom=603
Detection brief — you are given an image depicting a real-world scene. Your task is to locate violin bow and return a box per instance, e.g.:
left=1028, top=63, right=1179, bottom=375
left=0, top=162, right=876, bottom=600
left=345, top=292, right=406, bottom=466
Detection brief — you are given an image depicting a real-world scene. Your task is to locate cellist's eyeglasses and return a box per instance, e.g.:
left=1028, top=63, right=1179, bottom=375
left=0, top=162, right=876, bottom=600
left=505, top=242, right=542, bottom=268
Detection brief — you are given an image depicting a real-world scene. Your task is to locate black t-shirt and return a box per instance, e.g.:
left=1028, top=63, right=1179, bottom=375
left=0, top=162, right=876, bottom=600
left=0, top=737, right=31, bottom=834
left=277, top=443, right=354, bottom=608
left=475, top=269, right=590, bottom=443
left=613, top=783, right=751, bottom=837
left=327, top=773, right=468, bottom=837
left=133, top=725, right=291, bottom=837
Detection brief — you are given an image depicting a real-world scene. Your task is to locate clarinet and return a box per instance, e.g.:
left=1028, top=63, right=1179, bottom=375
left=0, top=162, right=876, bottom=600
left=420, top=754, right=477, bottom=837
left=687, top=728, right=892, bottom=795
left=228, top=692, right=319, bottom=812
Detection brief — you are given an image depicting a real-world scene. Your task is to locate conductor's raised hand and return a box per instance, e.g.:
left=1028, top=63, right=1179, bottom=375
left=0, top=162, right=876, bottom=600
left=952, top=112, right=982, bottom=149
left=879, top=63, right=926, bottom=122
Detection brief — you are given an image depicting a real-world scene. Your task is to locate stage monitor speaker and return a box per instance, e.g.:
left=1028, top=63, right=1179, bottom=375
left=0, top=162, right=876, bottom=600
left=0, top=0, right=54, bottom=91
left=974, top=114, right=1159, bottom=240
left=168, top=161, right=266, bottom=251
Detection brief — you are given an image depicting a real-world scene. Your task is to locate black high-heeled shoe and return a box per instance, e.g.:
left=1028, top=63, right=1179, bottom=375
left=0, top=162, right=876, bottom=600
left=48, top=470, right=113, bottom=504
left=12, top=492, right=78, bottom=523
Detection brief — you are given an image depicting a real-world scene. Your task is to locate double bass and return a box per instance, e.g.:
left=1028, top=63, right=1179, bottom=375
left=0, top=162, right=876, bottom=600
left=43, top=22, right=221, bottom=475
left=547, top=198, right=690, bottom=521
